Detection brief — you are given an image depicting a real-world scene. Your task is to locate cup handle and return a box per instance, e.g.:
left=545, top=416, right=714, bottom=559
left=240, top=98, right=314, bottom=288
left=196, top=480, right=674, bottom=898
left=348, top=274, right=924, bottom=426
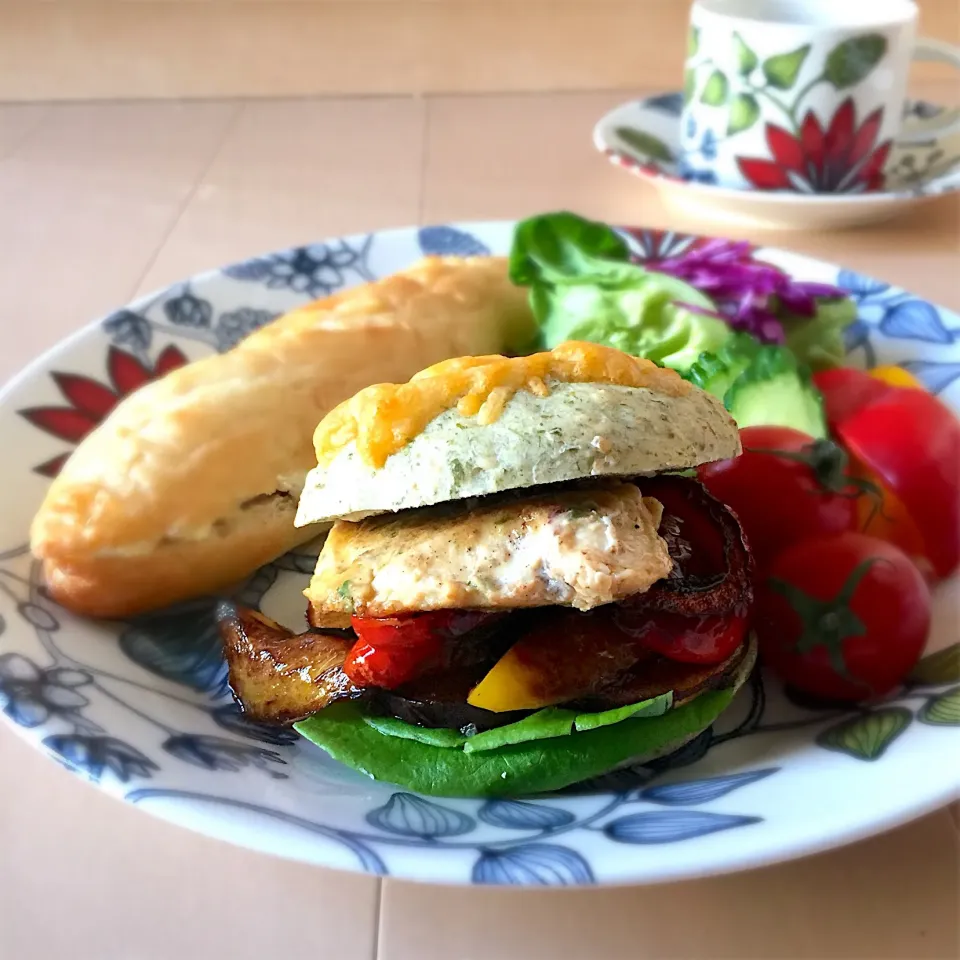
left=904, top=38, right=960, bottom=139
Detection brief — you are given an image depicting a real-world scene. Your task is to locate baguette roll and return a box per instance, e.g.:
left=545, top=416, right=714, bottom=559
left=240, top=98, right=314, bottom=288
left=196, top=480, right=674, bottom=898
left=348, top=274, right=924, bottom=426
left=30, top=256, right=535, bottom=617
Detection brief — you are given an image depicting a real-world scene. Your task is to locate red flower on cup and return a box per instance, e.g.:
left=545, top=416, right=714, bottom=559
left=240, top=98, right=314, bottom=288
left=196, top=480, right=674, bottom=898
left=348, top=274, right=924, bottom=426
left=737, top=98, right=891, bottom=194
left=20, top=345, right=188, bottom=478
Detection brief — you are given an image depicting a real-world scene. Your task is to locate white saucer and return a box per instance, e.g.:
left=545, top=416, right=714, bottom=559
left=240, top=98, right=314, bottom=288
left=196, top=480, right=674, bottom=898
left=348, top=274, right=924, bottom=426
left=594, top=93, right=960, bottom=230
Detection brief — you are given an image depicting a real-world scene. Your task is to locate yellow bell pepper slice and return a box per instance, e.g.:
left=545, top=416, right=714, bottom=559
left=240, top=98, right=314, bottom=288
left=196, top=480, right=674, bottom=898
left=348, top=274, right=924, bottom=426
left=467, top=611, right=641, bottom=712
left=467, top=650, right=549, bottom=713
left=869, top=365, right=924, bottom=391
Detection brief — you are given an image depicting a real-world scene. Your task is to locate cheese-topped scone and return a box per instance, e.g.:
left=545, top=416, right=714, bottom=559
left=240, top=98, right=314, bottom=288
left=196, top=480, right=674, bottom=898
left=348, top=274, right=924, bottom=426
left=296, top=341, right=739, bottom=524
left=30, top=256, right=535, bottom=618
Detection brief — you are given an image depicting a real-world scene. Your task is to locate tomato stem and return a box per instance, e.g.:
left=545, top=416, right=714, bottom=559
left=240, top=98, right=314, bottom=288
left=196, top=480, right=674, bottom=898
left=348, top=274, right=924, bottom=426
left=745, top=441, right=886, bottom=518
left=768, top=557, right=879, bottom=692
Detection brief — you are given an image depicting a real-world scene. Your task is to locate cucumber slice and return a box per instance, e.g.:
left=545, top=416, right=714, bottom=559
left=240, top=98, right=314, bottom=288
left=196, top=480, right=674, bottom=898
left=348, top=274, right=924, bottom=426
left=725, top=346, right=827, bottom=438
left=687, top=333, right=761, bottom=401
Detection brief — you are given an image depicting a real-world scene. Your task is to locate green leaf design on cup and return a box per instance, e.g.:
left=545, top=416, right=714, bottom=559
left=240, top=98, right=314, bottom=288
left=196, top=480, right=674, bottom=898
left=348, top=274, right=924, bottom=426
left=701, top=70, right=729, bottom=106
left=688, top=26, right=700, bottom=58
left=762, top=45, right=811, bottom=90
left=816, top=707, right=911, bottom=760
left=909, top=642, right=960, bottom=685
left=733, top=32, right=758, bottom=75
left=684, top=67, right=697, bottom=105
left=614, top=127, right=675, bottom=163
left=918, top=687, right=960, bottom=726
left=728, top=93, right=760, bottom=134
left=824, top=34, right=888, bottom=89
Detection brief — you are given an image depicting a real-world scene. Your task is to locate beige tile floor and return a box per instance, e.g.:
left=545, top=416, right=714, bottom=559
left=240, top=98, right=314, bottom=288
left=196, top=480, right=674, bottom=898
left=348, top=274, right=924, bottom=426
left=0, top=93, right=958, bottom=960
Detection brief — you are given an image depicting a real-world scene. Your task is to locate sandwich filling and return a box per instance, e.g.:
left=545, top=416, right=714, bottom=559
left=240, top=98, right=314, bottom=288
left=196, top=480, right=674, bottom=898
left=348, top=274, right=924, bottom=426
left=307, top=481, right=671, bottom=620
left=224, top=475, right=753, bottom=733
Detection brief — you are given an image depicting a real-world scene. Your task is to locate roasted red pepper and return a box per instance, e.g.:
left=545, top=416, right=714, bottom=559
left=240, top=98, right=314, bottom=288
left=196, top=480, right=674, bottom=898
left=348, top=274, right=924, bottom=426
left=613, top=607, right=748, bottom=665
left=345, top=610, right=497, bottom=689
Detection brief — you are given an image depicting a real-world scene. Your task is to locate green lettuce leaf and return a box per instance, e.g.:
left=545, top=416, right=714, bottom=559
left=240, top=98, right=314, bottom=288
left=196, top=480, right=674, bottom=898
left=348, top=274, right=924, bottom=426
left=463, top=707, right=578, bottom=754
left=362, top=714, right=468, bottom=748
left=509, top=211, right=732, bottom=372
left=509, top=210, right=632, bottom=286
left=361, top=692, right=674, bottom=756
left=573, top=691, right=672, bottom=731
left=294, top=690, right=733, bottom=797
left=781, top=297, right=857, bottom=371
left=540, top=281, right=729, bottom=372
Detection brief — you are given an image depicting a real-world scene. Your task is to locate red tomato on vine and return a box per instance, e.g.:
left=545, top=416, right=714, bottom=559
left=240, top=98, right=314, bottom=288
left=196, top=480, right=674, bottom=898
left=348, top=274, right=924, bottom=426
left=754, top=532, right=930, bottom=701
left=698, top=426, right=879, bottom=572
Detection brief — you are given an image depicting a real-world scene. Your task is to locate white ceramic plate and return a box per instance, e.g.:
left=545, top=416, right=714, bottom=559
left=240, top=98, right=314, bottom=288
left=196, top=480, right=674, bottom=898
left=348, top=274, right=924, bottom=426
left=1, top=221, right=958, bottom=886
left=594, top=94, right=960, bottom=230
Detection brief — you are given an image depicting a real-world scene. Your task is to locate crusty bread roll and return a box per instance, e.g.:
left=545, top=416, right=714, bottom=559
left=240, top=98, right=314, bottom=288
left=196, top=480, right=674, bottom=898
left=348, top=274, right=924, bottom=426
left=30, top=256, right=536, bottom=618
left=296, top=379, right=740, bottom=525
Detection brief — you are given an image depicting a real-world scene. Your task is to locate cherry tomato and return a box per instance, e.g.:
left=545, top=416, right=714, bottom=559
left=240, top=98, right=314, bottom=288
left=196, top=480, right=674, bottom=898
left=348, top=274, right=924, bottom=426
left=613, top=607, right=747, bottom=665
left=813, top=366, right=925, bottom=432
left=345, top=610, right=495, bottom=689
left=812, top=368, right=892, bottom=432
left=698, top=425, right=869, bottom=572
left=755, top=532, right=930, bottom=701
left=837, top=389, right=960, bottom=580
left=848, top=457, right=931, bottom=580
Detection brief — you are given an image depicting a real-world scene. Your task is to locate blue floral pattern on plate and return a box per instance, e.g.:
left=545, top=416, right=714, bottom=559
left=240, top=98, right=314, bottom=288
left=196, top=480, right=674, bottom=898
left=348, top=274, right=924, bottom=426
left=0, top=223, right=958, bottom=885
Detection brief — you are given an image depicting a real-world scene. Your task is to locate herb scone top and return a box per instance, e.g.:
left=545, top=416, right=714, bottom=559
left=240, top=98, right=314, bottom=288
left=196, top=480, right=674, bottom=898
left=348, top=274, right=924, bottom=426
left=294, top=341, right=741, bottom=525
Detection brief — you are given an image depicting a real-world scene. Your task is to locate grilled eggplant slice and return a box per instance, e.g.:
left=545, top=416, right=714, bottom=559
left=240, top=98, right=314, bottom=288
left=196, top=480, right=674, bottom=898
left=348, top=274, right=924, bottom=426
left=571, top=636, right=750, bottom=711
left=219, top=604, right=360, bottom=723
left=374, top=667, right=529, bottom=732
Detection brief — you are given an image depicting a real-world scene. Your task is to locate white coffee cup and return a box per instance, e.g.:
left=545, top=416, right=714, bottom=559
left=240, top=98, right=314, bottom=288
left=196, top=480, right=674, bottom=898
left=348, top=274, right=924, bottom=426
left=679, top=0, right=960, bottom=192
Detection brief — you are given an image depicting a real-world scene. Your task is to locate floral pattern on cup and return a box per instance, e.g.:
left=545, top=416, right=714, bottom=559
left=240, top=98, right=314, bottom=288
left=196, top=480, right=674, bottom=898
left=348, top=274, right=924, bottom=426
left=684, top=27, right=893, bottom=193
left=594, top=93, right=960, bottom=215
left=737, top=98, right=890, bottom=192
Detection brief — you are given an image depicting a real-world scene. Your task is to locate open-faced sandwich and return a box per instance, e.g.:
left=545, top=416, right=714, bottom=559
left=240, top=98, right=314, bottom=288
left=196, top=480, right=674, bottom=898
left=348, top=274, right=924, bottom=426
left=221, top=340, right=757, bottom=797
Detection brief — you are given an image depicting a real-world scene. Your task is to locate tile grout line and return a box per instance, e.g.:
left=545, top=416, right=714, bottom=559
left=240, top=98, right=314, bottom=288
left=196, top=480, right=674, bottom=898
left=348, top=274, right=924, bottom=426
left=372, top=877, right=384, bottom=960
left=3, top=77, right=952, bottom=111
left=124, top=100, right=246, bottom=301
left=0, top=88, right=648, bottom=109
left=368, top=92, right=428, bottom=960
left=373, top=92, right=426, bottom=960
left=416, top=95, right=431, bottom=226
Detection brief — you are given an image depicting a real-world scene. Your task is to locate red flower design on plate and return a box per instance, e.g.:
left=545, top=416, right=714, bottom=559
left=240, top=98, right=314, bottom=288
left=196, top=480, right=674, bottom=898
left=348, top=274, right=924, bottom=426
left=20, top=345, right=188, bottom=477
left=737, top=98, right=892, bottom=194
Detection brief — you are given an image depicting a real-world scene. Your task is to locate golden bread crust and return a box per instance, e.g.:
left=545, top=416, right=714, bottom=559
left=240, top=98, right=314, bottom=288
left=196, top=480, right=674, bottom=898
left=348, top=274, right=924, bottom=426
left=30, top=256, right=534, bottom=617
